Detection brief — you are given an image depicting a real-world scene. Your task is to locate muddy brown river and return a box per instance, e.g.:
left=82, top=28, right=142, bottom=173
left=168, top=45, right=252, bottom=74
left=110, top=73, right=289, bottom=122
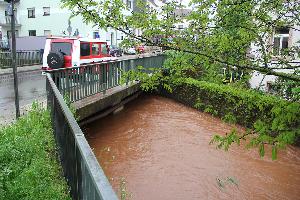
left=86, top=95, right=300, bottom=200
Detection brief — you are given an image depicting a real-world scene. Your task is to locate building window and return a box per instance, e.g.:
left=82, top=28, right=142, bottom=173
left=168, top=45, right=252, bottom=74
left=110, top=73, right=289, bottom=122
left=121, top=36, right=124, bottom=40
left=29, top=30, right=36, bottom=36
left=28, top=8, right=35, bottom=18
left=178, top=25, right=184, bottom=29
left=44, top=30, right=51, bottom=36
left=43, top=7, right=50, bottom=16
left=93, top=32, right=100, bottom=39
left=126, top=0, right=132, bottom=9
left=273, top=27, right=289, bottom=56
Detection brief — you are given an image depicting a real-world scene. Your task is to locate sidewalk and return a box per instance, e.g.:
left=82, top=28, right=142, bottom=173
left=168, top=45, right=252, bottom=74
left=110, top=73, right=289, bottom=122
left=0, top=64, right=41, bottom=76
left=0, top=99, right=46, bottom=126
left=0, top=65, right=42, bottom=84
left=0, top=64, right=45, bottom=126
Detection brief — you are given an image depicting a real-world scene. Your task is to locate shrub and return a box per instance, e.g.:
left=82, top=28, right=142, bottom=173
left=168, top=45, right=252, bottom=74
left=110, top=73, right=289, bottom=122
left=0, top=103, right=71, bottom=200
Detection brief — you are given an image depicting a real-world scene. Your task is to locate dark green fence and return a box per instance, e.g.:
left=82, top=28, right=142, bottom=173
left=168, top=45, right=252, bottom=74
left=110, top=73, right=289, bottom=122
left=48, top=54, right=166, bottom=102
left=0, top=50, right=43, bottom=68
left=46, top=73, right=118, bottom=200
left=46, top=54, right=165, bottom=199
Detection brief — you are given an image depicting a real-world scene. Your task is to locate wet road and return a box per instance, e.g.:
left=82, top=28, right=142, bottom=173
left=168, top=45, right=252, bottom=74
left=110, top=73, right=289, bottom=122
left=86, top=95, right=300, bottom=200
left=0, top=71, right=46, bottom=124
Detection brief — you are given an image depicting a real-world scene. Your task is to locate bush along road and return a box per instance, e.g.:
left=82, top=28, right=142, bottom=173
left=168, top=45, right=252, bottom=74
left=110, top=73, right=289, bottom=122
left=0, top=103, right=71, bottom=200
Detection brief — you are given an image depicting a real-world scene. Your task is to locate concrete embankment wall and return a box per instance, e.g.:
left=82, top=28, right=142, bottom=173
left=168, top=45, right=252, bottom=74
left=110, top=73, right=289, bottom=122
left=74, top=83, right=141, bottom=125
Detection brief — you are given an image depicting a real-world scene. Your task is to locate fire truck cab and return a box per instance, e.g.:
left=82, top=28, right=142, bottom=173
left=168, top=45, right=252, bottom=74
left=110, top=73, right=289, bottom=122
left=42, top=37, right=116, bottom=71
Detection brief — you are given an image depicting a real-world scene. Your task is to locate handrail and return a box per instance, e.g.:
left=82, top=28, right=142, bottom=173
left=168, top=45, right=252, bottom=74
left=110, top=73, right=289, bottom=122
left=45, top=52, right=164, bottom=72
left=47, top=54, right=166, bottom=102
left=0, top=51, right=43, bottom=68
left=46, top=73, right=118, bottom=200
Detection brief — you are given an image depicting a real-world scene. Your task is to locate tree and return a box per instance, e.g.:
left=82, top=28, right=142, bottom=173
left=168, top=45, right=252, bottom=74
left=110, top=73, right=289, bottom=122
left=62, top=0, right=300, bottom=81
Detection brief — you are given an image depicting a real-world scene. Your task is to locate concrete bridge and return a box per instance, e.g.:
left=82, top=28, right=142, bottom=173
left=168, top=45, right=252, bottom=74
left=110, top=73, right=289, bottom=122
left=46, top=53, right=165, bottom=200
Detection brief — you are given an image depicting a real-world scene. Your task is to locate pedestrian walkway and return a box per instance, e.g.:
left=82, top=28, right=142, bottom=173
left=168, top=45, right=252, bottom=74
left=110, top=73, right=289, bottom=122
left=0, top=64, right=41, bottom=76
left=0, top=100, right=46, bottom=126
left=0, top=65, right=42, bottom=84
left=0, top=65, right=45, bottom=126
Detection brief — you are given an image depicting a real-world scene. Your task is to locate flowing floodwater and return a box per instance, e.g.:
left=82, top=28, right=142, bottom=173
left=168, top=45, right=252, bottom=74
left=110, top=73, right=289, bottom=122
left=86, top=95, right=300, bottom=200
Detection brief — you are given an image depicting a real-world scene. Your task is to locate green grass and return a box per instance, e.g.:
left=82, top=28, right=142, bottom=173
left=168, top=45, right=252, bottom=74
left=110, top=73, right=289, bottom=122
left=0, top=103, right=71, bottom=200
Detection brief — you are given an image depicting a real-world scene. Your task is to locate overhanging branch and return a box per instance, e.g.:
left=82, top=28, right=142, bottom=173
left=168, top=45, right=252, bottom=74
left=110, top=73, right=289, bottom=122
left=73, top=1, right=300, bottom=82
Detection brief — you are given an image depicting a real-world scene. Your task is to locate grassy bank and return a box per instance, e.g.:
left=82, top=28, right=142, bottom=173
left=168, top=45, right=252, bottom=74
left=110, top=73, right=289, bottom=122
left=0, top=103, right=70, bottom=200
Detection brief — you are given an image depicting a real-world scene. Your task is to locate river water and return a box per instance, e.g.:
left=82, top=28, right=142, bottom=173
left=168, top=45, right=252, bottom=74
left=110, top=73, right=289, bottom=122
left=86, top=95, right=300, bottom=200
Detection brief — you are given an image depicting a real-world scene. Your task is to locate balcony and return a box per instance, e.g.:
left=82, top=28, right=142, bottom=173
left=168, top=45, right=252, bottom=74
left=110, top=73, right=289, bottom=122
left=0, top=16, right=21, bottom=27
left=0, top=39, right=9, bottom=49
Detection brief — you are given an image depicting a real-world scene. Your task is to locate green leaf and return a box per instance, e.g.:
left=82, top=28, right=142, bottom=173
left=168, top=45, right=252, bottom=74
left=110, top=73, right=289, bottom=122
left=272, top=145, right=278, bottom=160
left=259, top=143, right=265, bottom=158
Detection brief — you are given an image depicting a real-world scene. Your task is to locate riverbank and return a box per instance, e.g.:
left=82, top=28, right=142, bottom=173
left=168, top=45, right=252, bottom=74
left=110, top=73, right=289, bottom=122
left=159, top=78, right=300, bottom=151
left=0, top=103, right=70, bottom=200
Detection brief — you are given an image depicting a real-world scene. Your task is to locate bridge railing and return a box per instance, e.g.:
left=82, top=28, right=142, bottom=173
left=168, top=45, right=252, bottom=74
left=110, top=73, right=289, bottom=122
left=46, top=73, right=118, bottom=200
left=47, top=54, right=165, bottom=102
left=0, top=50, right=43, bottom=68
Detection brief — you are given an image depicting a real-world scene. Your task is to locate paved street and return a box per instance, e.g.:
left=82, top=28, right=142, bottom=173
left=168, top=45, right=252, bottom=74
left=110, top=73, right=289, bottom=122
left=0, top=70, right=46, bottom=125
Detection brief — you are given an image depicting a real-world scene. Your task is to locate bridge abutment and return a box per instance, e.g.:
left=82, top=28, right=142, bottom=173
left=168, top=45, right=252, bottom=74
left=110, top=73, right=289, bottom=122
left=74, top=82, right=141, bottom=125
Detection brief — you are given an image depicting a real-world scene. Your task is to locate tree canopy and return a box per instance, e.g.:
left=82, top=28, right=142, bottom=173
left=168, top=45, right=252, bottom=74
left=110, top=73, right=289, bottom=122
left=61, top=0, right=300, bottom=159
left=62, top=0, right=300, bottom=81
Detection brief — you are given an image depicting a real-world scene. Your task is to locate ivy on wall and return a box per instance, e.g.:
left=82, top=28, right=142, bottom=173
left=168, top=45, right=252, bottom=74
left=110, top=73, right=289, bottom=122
left=163, top=78, right=300, bottom=160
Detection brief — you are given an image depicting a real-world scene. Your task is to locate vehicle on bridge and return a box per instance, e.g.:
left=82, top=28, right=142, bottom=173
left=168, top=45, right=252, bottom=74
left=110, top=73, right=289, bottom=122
left=42, top=37, right=117, bottom=71
left=109, top=45, right=123, bottom=57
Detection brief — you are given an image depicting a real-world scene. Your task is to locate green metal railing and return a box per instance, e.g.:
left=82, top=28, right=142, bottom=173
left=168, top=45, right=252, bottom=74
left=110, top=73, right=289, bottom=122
left=48, top=54, right=166, bottom=102
left=46, top=73, right=118, bottom=200
left=0, top=50, right=43, bottom=68
left=46, top=54, right=165, bottom=199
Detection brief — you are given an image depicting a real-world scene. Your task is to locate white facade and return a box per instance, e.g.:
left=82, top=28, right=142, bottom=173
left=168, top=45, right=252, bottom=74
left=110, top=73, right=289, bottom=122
left=0, top=0, right=21, bottom=47
left=249, top=26, right=300, bottom=90
left=18, top=0, right=101, bottom=38
left=0, top=0, right=132, bottom=48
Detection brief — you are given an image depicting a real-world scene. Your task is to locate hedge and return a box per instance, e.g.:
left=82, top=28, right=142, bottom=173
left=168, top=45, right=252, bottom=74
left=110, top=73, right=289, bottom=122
left=161, top=78, right=300, bottom=144
left=0, top=103, right=71, bottom=200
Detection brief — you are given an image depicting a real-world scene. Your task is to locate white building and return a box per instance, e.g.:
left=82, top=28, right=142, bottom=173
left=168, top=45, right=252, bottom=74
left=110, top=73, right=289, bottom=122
left=249, top=25, right=300, bottom=91
left=0, top=0, right=134, bottom=48
left=0, top=0, right=21, bottom=48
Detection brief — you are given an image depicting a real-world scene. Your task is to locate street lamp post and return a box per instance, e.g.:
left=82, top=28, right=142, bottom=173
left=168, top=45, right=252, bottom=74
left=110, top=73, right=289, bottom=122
left=6, top=0, right=20, bottom=118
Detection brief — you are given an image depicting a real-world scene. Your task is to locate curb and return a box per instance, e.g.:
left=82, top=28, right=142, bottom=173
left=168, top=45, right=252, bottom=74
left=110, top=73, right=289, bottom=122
left=0, top=69, right=42, bottom=84
left=0, top=65, right=41, bottom=75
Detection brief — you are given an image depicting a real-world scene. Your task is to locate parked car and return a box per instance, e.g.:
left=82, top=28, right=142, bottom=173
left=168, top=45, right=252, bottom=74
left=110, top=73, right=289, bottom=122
left=124, top=47, right=136, bottom=55
left=135, top=45, right=145, bottom=54
left=42, top=36, right=117, bottom=71
left=109, top=45, right=123, bottom=57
